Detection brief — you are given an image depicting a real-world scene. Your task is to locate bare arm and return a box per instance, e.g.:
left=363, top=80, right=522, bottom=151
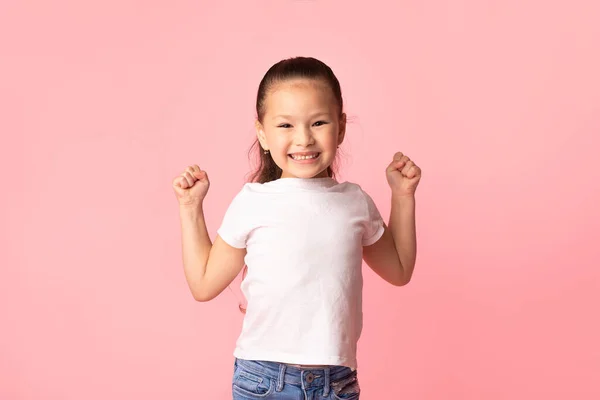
left=363, top=151, right=420, bottom=286
left=179, top=205, right=246, bottom=302
left=363, top=195, right=416, bottom=286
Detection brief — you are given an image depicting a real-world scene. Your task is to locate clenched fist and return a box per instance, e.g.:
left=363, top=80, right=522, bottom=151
left=172, top=164, right=210, bottom=207
left=386, top=152, right=421, bottom=197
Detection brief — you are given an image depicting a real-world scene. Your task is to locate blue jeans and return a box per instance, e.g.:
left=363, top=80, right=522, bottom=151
left=232, top=358, right=361, bottom=399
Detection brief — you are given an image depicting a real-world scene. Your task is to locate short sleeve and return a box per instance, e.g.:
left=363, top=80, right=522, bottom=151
left=361, top=190, right=385, bottom=246
left=216, top=186, right=253, bottom=249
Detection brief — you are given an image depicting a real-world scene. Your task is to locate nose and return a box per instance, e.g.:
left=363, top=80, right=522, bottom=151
left=293, top=126, right=315, bottom=147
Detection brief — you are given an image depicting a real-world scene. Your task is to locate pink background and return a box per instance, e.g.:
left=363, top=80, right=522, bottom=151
left=1, top=0, right=599, bottom=399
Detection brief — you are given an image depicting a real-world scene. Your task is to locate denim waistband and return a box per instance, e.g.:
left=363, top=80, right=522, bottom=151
left=234, top=358, right=354, bottom=387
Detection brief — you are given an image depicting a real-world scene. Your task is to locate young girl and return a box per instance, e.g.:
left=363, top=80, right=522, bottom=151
left=172, top=57, right=421, bottom=399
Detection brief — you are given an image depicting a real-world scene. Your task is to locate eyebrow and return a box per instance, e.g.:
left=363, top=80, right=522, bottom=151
left=271, top=112, right=330, bottom=120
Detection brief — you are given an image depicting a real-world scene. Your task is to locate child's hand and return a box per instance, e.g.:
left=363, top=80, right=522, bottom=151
left=172, top=164, right=210, bottom=207
left=386, top=152, right=421, bottom=197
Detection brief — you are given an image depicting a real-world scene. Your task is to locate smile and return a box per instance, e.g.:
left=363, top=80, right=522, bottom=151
left=289, top=152, right=321, bottom=161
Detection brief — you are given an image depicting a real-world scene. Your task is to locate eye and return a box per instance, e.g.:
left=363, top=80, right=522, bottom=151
left=313, top=120, right=329, bottom=127
left=277, top=123, right=292, bottom=128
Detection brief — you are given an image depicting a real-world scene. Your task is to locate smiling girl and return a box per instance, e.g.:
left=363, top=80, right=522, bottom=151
left=172, top=56, right=422, bottom=399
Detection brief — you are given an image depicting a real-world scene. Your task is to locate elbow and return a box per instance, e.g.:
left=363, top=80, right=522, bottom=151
left=192, top=290, right=215, bottom=302
left=392, top=276, right=411, bottom=287
left=190, top=285, right=215, bottom=302
left=392, top=270, right=413, bottom=287
left=392, top=260, right=415, bottom=286
left=192, top=292, right=209, bottom=302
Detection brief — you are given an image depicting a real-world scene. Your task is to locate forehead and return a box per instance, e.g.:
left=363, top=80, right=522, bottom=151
left=264, top=79, right=337, bottom=116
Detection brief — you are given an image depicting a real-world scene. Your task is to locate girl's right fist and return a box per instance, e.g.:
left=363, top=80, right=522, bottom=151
left=172, top=165, right=210, bottom=207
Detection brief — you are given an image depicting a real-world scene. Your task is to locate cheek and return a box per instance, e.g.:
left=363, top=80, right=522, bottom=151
left=320, top=128, right=339, bottom=148
left=264, top=132, right=284, bottom=147
left=270, top=135, right=289, bottom=152
left=266, top=136, right=292, bottom=159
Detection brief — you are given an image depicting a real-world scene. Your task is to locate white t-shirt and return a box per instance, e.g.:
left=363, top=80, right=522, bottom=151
left=217, top=177, right=385, bottom=369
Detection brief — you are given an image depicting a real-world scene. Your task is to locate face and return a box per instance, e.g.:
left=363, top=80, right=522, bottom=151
left=256, top=78, right=346, bottom=179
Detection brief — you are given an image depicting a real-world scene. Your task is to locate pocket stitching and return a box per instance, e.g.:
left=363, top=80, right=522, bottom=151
left=233, top=376, right=275, bottom=398
left=238, top=370, right=264, bottom=384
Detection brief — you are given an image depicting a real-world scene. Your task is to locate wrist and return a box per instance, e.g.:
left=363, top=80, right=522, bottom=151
left=179, top=203, right=204, bottom=218
left=391, top=192, right=415, bottom=202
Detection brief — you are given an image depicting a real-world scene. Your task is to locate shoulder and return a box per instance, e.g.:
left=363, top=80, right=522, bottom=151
left=228, top=182, right=279, bottom=205
left=231, top=182, right=269, bottom=195
left=239, top=182, right=275, bottom=195
left=334, top=180, right=370, bottom=198
left=336, top=181, right=381, bottom=214
left=330, top=181, right=378, bottom=213
left=224, top=183, right=260, bottom=208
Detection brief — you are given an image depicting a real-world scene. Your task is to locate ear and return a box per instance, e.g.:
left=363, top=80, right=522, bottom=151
left=255, top=120, right=268, bottom=151
left=337, top=113, right=347, bottom=146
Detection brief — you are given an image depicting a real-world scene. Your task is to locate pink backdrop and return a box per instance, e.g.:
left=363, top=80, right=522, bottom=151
left=1, top=1, right=599, bottom=399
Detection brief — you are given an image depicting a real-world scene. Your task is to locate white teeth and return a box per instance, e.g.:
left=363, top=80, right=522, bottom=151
left=291, top=154, right=318, bottom=160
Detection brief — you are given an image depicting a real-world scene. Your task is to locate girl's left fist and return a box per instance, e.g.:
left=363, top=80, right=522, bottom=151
left=386, top=152, right=421, bottom=196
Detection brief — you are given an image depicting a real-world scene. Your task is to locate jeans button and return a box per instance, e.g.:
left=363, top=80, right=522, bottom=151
left=306, top=372, right=314, bottom=383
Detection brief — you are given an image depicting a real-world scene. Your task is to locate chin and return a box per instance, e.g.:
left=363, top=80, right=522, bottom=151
left=289, top=167, right=328, bottom=179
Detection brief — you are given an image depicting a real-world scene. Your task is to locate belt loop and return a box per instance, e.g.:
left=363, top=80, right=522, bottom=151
left=323, top=368, right=331, bottom=397
left=277, top=363, right=287, bottom=392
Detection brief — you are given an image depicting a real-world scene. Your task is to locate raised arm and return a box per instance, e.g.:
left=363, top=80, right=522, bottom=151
left=363, top=152, right=421, bottom=286
left=363, top=197, right=416, bottom=286
left=179, top=206, right=246, bottom=301
left=173, top=165, right=246, bottom=302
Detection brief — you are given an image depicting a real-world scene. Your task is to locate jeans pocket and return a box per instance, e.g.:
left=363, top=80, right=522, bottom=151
left=331, top=370, right=360, bottom=400
left=232, top=369, right=275, bottom=398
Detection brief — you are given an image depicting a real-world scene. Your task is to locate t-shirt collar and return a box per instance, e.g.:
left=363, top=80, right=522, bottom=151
left=268, top=177, right=338, bottom=189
